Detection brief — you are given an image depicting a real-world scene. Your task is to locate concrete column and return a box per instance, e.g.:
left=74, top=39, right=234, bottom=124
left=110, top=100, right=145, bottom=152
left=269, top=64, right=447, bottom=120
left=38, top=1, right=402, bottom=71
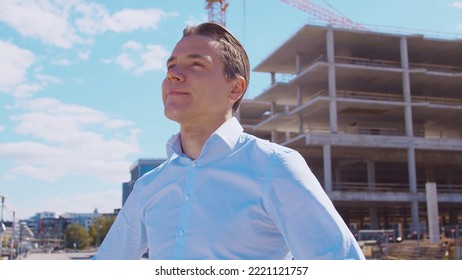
left=297, top=85, right=302, bottom=106
left=400, top=36, right=409, bottom=72
left=271, top=130, right=277, bottom=143
left=298, top=115, right=303, bottom=134
left=295, top=53, right=301, bottom=74
left=323, top=144, right=332, bottom=192
left=326, top=28, right=338, bottom=133
left=397, top=223, right=403, bottom=241
left=297, top=86, right=303, bottom=134
left=271, top=72, right=276, bottom=85
left=408, top=147, right=418, bottom=193
left=326, top=28, right=336, bottom=64
left=411, top=200, right=420, bottom=233
left=400, top=37, right=414, bottom=137
left=271, top=102, right=277, bottom=142
left=408, top=147, right=420, bottom=230
left=271, top=101, right=276, bottom=115
left=367, top=160, right=376, bottom=191
left=426, top=182, right=440, bottom=243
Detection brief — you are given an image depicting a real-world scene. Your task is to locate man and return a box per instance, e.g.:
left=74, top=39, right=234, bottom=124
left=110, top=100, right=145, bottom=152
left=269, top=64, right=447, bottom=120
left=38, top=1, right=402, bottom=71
left=94, top=22, right=365, bottom=260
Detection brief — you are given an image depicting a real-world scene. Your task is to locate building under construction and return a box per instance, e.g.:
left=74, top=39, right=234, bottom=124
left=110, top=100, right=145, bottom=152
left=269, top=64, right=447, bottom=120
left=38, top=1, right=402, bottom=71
left=239, top=24, right=462, bottom=239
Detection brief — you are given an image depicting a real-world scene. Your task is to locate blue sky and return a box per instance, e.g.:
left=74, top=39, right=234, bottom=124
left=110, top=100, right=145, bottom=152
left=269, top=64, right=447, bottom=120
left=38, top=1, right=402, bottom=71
left=1, top=0, right=461, bottom=220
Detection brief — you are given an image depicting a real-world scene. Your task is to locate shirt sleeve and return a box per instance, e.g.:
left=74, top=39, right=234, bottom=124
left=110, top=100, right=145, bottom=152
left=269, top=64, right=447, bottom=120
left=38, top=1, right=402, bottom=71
left=263, top=149, right=365, bottom=260
left=93, top=182, right=148, bottom=260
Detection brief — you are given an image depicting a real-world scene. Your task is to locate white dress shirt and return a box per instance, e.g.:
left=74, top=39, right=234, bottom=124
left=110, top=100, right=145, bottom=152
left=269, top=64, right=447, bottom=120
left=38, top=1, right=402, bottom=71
left=94, top=117, right=365, bottom=260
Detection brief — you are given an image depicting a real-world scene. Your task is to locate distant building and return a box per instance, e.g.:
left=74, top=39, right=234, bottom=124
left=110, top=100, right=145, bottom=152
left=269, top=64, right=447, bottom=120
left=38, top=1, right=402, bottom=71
left=20, top=212, right=68, bottom=249
left=122, top=159, right=165, bottom=206
left=19, top=210, right=118, bottom=250
left=62, top=209, right=102, bottom=231
left=239, top=24, right=462, bottom=238
left=24, top=211, right=59, bottom=238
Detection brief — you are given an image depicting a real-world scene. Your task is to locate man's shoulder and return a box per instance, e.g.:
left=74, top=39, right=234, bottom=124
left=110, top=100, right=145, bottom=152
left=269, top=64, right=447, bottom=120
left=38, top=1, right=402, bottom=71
left=241, top=133, right=297, bottom=158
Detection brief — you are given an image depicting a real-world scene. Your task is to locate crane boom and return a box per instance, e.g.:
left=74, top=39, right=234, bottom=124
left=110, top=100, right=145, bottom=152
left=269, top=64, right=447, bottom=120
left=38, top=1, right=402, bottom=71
left=281, top=0, right=366, bottom=30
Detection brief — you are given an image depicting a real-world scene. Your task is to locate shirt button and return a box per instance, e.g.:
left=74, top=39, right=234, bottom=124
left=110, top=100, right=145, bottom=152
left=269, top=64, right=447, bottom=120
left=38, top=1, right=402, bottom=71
left=185, top=195, right=190, bottom=201
left=178, top=230, right=185, bottom=237
left=191, top=161, right=197, bottom=167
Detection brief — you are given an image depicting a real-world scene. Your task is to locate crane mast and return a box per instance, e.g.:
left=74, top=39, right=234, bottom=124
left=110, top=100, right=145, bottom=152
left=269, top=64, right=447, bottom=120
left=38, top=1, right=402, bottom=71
left=205, top=0, right=230, bottom=26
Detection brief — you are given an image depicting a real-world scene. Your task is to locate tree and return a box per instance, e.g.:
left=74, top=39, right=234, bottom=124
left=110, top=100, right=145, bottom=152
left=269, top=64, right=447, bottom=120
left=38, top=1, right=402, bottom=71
left=64, top=223, right=91, bottom=250
left=88, top=216, right=116, bottom=247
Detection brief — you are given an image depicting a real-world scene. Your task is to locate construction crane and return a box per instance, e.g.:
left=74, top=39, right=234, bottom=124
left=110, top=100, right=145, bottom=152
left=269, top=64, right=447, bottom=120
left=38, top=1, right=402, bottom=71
left=281, top=0, right=366, bottom=30
left=205, top=0, right=230, bottom=26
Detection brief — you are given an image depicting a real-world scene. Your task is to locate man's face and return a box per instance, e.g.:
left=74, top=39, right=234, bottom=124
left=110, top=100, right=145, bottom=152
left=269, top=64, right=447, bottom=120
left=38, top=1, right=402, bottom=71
left=162, top=35, right=236, bottom=125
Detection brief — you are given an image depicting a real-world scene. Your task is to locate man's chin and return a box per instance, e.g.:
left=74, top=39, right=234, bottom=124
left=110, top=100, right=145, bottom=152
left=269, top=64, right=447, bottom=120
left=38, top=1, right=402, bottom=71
left=164, top=109, right=187, bottom=124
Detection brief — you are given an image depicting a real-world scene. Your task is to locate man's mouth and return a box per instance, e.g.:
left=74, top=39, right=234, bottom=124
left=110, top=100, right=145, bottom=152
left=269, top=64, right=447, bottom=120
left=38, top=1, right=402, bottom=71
left=168, top=91, right=189, bottom=96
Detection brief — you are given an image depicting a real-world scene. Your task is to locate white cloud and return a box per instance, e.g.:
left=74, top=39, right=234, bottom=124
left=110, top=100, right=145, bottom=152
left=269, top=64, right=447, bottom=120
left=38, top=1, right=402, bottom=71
left=78, top=50, right=91, bottom=61
left=112, top=41, right=169, bottom=74
left=135, top=44, right=170, bottom=74
left=36, top=73, right=62, bottom=85
left=0, top=125, right=5, bottom=132
left=185, top=14, right=208, bottom=27
left=0, top=97, right=140, bottom=183
left=105, top=119, right=135, bottom=129
left=449, top=2, right=462, bottom=8
left=0, top=40, right=35, bottom=91
left=115, top=53, right=136, bottom=70
left=10, top=84, right=43, bottom=98
left=0, top=0, right=85, bottom=48
left=100, top=58, right=113, bottom=64
left=105, top=9, right=169, bottom=32
left=0, top=0, right=175, bottom=48
left=74, top=4, right=174, bottom=35
left=51, top=58, right=71, bottom=66
left=123, top=41, right=143, bottom=50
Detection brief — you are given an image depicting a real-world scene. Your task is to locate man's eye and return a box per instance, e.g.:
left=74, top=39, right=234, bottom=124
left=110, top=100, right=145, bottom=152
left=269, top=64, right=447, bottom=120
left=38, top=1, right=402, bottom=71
left=192, top=62, right=205, bottom=68
left=167, top=64, right=175, bottom=70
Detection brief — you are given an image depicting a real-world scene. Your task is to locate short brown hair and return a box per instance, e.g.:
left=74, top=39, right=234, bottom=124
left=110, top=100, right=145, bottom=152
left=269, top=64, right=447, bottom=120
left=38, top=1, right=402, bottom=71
left=182, top=22, right=250, bottom=113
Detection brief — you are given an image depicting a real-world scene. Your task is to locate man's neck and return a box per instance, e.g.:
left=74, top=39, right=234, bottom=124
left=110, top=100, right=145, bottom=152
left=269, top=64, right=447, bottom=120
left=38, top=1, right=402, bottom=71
left=179, top=116, right=231, bottom=160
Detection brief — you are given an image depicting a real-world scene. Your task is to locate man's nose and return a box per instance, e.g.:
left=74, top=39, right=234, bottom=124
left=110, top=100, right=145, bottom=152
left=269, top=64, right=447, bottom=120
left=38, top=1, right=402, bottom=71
left=167, top=67, right=185, bottom=82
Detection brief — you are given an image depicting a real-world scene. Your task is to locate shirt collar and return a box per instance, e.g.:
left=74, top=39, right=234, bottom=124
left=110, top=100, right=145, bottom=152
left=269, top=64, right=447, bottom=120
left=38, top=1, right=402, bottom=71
left=166, top=117, right=244, bottom=161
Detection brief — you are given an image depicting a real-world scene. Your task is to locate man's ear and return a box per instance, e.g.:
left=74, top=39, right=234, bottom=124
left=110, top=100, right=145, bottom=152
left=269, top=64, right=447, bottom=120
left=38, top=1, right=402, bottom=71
left=229, top=76, right=246, bottom=103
